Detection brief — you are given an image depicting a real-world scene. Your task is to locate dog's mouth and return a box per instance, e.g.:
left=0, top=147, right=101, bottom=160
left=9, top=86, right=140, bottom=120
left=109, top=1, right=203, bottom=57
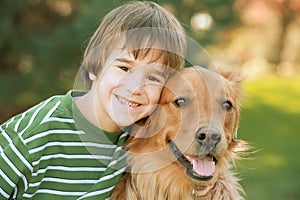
left=168, top=140, right=218, bottom=182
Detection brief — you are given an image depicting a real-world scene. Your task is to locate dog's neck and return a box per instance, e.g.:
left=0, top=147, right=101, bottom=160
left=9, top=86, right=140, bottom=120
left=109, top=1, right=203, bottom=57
left=192, top=184, right=215, bottom=199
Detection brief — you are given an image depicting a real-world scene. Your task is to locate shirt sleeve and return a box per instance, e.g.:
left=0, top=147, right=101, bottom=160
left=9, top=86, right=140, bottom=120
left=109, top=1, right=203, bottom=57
left=0, top=126, right=33, bottom=199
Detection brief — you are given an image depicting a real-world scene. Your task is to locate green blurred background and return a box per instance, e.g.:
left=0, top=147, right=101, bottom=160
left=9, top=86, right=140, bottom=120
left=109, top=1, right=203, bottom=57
left=1, top=0, right=299, bottom=199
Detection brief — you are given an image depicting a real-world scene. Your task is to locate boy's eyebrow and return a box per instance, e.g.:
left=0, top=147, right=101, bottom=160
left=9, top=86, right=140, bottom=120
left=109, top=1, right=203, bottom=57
left=115, top=58, right=134, bottom=65
left=116, top=58, right=167, bottom=77
left=154, top=69, right=166, bottom=77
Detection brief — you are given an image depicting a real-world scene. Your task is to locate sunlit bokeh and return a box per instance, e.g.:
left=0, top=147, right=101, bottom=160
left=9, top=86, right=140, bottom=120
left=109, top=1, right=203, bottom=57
left=191, top=12, right=213, bottom=31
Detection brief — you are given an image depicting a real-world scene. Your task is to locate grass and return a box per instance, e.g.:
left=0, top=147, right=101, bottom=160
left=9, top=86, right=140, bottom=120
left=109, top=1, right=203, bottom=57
left=237, top=75, right=300, bottom=200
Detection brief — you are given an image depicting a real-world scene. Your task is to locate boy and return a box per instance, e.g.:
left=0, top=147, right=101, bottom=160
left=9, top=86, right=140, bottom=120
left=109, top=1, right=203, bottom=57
left=0, top=1, right=186, bottom=199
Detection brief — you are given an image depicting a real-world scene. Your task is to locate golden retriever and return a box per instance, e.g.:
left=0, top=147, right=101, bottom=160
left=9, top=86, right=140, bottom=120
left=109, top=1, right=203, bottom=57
left=111, top=66, right=249, bottom=200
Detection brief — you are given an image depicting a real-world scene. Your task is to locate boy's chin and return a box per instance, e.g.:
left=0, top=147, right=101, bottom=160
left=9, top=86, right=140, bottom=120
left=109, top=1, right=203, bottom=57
left=112, top=109, right=153, bottom=129
left=115, top=116, right=147, bottom=129
left=114, top=119, right=136, bottom=129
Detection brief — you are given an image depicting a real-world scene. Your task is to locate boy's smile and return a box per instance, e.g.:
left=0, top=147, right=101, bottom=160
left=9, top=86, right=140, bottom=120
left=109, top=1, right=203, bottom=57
left=115, top=95, right=141, bottom=108
left=76, top=47, right=169, bottom=132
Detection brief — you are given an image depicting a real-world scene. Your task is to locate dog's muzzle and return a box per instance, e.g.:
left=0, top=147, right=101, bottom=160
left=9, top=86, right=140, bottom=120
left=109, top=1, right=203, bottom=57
left=168, top=139, right=218, bottom=182
left=195, top=126, right=221, bottom=153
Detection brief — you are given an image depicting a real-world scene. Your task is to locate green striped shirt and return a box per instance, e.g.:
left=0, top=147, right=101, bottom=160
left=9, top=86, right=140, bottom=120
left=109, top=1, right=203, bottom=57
left=0, top=91, right=129, bottom=199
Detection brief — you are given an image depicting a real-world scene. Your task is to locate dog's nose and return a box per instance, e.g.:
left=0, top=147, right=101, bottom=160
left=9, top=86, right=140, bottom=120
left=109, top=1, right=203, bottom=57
left=195, top=126, right=221, bottom=148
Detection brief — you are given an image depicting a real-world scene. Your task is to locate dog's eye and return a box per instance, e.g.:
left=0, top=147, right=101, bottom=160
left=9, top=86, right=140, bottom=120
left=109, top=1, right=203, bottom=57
left=222, top=100, right=233, bottom=111
left=173, top=97, right=188, bottom=108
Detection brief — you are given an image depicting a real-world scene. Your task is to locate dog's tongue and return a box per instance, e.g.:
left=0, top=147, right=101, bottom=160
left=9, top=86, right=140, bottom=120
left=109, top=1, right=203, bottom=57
left=188, top=156, right=215, bottom=176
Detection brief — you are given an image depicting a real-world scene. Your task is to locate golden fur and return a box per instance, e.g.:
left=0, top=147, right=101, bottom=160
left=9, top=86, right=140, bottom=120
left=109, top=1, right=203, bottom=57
left=111, top=66, right=249, bottom=200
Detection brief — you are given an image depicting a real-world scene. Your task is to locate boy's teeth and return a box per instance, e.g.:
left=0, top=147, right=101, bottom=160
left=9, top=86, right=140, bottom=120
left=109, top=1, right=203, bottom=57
left=118, top=97, right=139, bottom=107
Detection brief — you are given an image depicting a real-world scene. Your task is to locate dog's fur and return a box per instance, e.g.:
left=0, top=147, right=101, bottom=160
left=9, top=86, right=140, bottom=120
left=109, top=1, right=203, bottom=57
left=111, top=66, right=249, bottom=200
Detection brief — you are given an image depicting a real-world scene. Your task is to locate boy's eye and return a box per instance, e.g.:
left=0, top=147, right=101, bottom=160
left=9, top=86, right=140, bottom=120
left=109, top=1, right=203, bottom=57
left=147, top=76, right=160, bottom=83
left=119, top=66, right=131, bottom=72
left=147, top=75, right=167, bottom=84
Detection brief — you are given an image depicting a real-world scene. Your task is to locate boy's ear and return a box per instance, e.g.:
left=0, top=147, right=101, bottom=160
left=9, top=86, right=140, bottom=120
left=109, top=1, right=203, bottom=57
left=89, top=72, right=97, bottom=81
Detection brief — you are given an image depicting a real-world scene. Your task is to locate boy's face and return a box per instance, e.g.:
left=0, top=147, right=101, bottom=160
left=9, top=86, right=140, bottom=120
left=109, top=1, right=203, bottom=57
left=90, top=48, right=169, bottom=131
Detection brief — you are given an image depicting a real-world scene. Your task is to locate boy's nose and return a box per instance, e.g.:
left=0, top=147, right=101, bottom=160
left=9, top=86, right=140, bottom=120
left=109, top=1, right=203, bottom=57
left=125, top=76, right=144, bottom=95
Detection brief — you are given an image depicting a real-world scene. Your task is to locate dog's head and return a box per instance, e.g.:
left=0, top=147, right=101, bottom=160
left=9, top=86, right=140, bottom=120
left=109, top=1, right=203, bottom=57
left=128, top=66, right=245, bottom=183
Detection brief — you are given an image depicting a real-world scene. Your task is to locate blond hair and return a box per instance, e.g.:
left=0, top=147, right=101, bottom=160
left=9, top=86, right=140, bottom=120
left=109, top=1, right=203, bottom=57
left=81, top=1, right=186, bottom=89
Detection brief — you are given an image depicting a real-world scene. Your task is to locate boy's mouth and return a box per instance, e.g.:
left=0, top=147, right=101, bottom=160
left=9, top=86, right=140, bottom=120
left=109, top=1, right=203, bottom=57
left=116, top=95, right=141, bottom=108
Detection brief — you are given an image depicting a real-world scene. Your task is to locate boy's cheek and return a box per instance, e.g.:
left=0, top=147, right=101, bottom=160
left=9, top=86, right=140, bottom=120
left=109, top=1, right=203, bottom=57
left=148, top=88, right=164, bottom=105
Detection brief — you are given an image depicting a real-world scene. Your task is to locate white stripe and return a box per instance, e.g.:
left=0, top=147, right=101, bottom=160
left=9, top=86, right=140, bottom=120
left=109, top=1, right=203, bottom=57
left=4, top=116, right=15, bottom=128
left=41, top=101, right=61, bottom=124
left=0, top=126, right=15, bottom=144
left=77, top=186, right=115, bottom=199
left=98, top=166, right=127, bottom=182
left=15, top=96, right=57, bottom=134
left=39, top=99, right=74, bottom=123
left=1, top=127, right=33, bottom=172
left=1, top=127, right=10, bottom=140
left=0, top=127, right=25, bottom=147
left=114, top=146, right=123, bottom=152
left=12, top=98, right=49, bottom=132
left=108, top=148, right=128, bottom=167
left=12, top=186, right=18, bottom=199
left=10, top=144, right=33, bottom=172
left=0, top=188, right=10, bottom=199
left=14, top=111, right=26, bottom=132
left=1, top=151, right=28, bottom=190
left=32, top=154, right=112, bottom=166
left=0, top=169, right=15, bottom=187
left=29, top=177, right=98, bottom=187
left=32, top=166, right=106, bottom=177
left=23, top=189, right=85, bottom=198
left=43, top=117, right=74, bottom=123
left=39, top=100, right=75, bottom=124
left=120, top=132, right=129, bottom=139
left=77, top=166, right=127, bottom=199
left=24, top=129, right=85, bottom=144
left=29, top=141, right=117, bottom=154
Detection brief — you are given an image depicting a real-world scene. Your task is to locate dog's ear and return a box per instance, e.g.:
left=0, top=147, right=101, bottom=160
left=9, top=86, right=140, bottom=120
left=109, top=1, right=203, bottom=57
left=159, top=85, right=177, bottom=105
left=218, top=68, right=245, bottom=140
left=218, top=68, right=244, bottom=83
left=218, top=68, right=244, bottom=102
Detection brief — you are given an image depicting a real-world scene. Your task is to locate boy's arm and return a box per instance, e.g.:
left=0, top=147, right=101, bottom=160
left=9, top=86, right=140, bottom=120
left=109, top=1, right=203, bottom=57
left=0, top=126, right=33, bottom=199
